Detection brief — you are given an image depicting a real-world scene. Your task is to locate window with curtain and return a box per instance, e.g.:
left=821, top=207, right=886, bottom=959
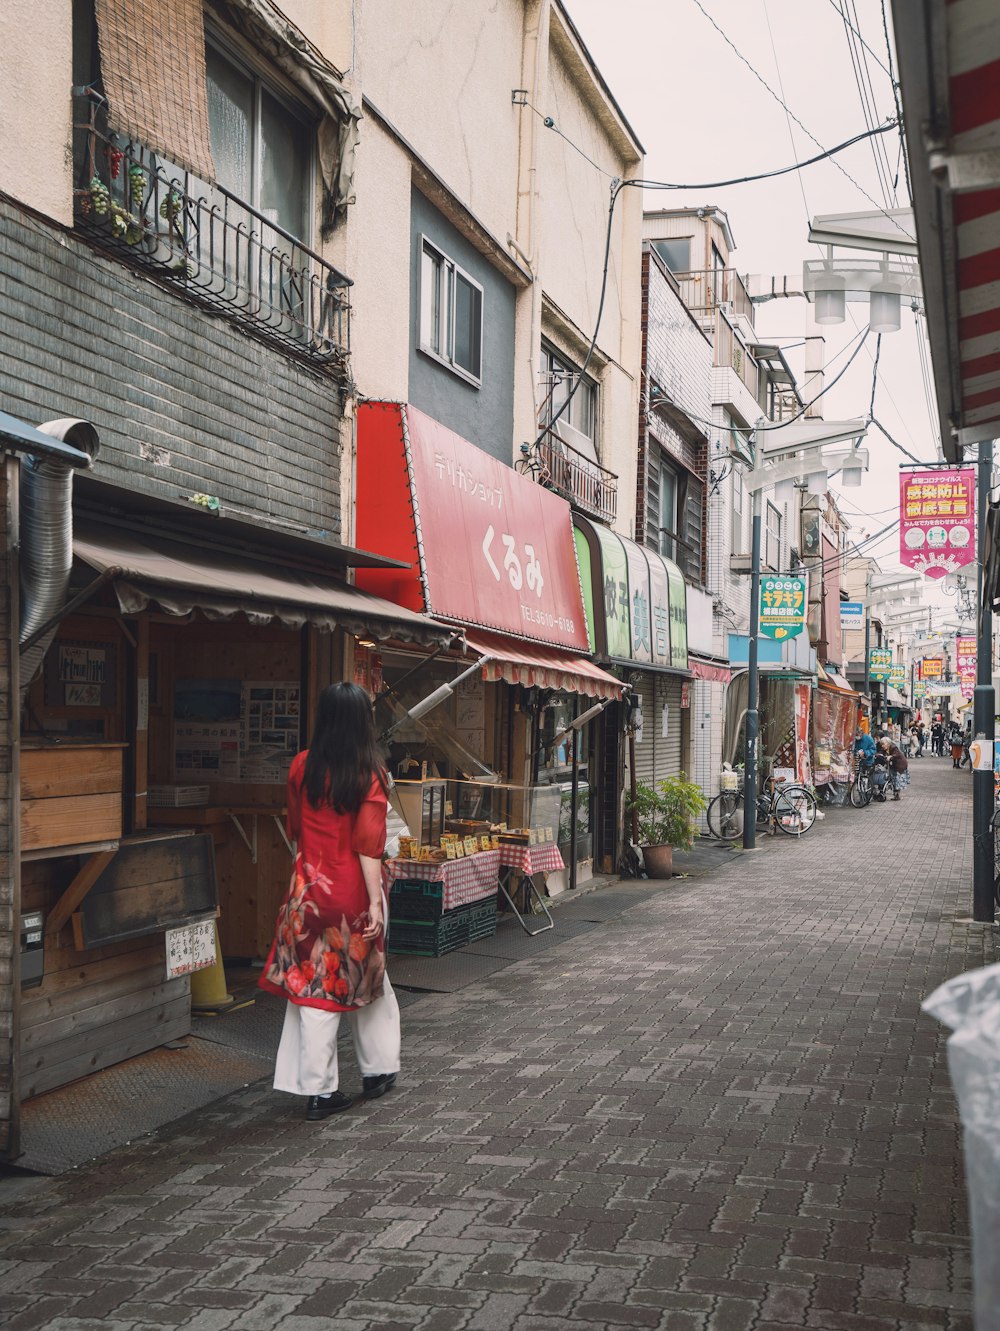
left=205, top=41, right=311, bottom=242
left=765, top=501, right=782, bottom=571
left=731, top=466, right=747, bottom=554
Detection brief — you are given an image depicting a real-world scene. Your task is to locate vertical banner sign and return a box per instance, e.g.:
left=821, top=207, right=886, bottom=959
left=957, top=635, right=977, bottom=699
left=899, top=467, right=976, bottom=578
left=794, top=681, right=812, bottom=787
left=759, top=574, right=808, bottom=640
left=868, top=647, right=892, bottom=681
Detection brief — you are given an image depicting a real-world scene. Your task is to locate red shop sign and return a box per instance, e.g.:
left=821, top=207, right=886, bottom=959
left=354, top=402, right=589, bottom=651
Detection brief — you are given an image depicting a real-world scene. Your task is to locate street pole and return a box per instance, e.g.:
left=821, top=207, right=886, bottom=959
left=743, top=488, right=763, bottom=850
left=863, top=566, right=871, bottom=723
left=972, top=438, right=995, bottom=922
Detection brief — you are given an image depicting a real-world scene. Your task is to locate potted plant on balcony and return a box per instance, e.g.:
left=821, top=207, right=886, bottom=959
left=626, top=774, right=706, bottom=879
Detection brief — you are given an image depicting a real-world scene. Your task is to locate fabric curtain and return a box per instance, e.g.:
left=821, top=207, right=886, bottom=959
left=211, top=0, right=362, bottom=233
left=95, top=0, right=217, bottom=181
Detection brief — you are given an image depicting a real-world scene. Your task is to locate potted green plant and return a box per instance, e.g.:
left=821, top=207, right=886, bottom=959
left=626, top=774, right=706, bottom=879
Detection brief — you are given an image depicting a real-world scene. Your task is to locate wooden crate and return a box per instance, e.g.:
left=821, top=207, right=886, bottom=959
left=21, top=745, right=124, bottom=851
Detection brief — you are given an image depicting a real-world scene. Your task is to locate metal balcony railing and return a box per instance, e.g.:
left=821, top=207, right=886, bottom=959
left=714, top=310, right=759, bottom=400
left=72, top=92, right=351, bottom=369
left=534, top=432, right=618, bottom=525
left=674, top=267, right=755, bottom=326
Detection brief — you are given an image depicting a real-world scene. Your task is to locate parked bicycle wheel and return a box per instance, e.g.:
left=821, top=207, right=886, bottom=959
left=706, top=790, right=744, bottom=840
left=849, top=771, right=873, bottom=808
left=772, top=785, right=818, bottom=836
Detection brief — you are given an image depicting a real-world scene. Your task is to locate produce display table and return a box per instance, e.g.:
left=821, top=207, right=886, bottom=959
left=496, top=840, right=561, bottom=936
left=383, top=848, right=501, bottom=911
left=497, top=842, right=565, bottom=876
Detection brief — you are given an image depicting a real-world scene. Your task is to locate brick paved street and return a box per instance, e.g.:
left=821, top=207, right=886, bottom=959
left=0, top=758, right=993, bottom=1331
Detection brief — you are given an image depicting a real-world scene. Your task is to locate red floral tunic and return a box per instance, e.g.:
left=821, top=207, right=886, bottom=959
left=259, top=752, right=388, bottom=1012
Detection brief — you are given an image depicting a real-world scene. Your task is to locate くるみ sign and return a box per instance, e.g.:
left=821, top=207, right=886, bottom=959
left=759, top=575, right=807, bottom=640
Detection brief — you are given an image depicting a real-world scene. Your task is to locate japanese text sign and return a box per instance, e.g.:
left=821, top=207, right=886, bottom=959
left=355, top=404, right=588, bottom=650
left=921, top=657, right=943, bottom=679
left=868, top=647, right=892, bottom=681
left=957, top=635, right=977, bottom=698
left=575, top=518, right=688, bottom=670
left=840, top=601, right=864, bottom=630
left=759, top=575, right=807, bottom=640
left=899, top=467, right=975, bottom=579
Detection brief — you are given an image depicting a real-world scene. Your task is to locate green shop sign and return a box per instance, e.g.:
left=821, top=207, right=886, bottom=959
left=759, top=574, right=807, bottom=641
left=868, top=647, right=893, bottom=681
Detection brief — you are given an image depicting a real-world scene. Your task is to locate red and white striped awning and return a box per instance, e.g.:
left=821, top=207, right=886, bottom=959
left=894, top=0, right=1000, bottom=458
left=463, top=630, right=625, bottom=700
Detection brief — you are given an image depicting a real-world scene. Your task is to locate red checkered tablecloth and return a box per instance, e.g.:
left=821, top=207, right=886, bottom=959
left=497, top=842, right=566, bottom=876
left=383, top=849, right=501, bottom=911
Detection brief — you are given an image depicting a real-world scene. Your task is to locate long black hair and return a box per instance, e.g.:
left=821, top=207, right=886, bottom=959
left=303, top=682, right=386, bottom=814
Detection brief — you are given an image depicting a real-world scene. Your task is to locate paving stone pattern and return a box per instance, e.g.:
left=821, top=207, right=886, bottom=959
left=0, top=759, right=994, bottom=1330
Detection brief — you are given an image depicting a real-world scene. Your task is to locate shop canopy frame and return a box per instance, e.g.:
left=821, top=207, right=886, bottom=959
left=69, top=521, right=454, bottom=648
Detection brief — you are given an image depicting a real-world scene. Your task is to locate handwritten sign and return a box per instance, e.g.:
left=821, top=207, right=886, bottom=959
left=165, top=918, right=216, bottom=979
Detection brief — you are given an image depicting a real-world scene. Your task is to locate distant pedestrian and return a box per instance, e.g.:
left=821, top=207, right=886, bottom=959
left=950, top=726, right=964, bottom=768
left=879, top=736, right=909, bottom=801
left=915, top=722, right=925, bottom=757
left=260, top=682, right=401, bottom=1121
left=931, top=720, right=944, bottom=756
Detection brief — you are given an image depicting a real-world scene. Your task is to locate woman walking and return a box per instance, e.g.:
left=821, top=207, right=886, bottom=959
left=260, top=682, right=400, bottom=1120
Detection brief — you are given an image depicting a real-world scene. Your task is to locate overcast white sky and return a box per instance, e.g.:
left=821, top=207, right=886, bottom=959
left=565, top=0, right=965, bottom=627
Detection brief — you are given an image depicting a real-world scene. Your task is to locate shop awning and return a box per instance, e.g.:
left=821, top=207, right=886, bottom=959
left=463, top=630, right=625, bottom=700
left=817, top=664, right=862, bottom=699
left=72, top=522, right=454, bottom=647
left=893, top=0, right=1000, bottom=459
left=689, top=656, right=731, bottom=685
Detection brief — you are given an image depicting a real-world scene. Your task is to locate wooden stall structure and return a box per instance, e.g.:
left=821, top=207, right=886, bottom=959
left=14, top=509, right=450, bottom=1106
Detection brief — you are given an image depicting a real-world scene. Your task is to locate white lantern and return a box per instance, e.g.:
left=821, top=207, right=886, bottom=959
left=869, top=288, right=901, bottom=333
left=814, top=287, right=846, bottom=325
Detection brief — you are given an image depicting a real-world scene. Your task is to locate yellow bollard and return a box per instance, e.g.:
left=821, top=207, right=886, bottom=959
left=190, top=921, right=235, bottom=1011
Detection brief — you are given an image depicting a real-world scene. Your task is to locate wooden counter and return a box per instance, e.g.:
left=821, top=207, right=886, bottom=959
left=148, top=805, right=290, bottom=959
left=21, top=743, right=126, bottom=854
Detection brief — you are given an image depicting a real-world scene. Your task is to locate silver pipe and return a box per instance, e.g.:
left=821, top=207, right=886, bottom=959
left=19, top=420, right=99, bottom=693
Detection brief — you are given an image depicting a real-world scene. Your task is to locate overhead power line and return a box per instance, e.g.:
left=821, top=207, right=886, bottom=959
left=688, top=0, right=912, bottom=239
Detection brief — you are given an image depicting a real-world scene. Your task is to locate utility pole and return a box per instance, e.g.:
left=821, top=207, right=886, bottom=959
left=743, top=488, right=763, bottom=851
left=972, top=439, right=995, bottom=922
left=863, top=564, right=871, bottom=717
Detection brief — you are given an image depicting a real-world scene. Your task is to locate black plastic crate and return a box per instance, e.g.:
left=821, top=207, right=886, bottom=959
left=388, top=897, right=497, bottom=956
left=389, top=877, right=447, bottom=921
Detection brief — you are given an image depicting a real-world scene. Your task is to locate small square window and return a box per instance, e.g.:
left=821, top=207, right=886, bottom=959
left=418, top=237, right=483, bottom=386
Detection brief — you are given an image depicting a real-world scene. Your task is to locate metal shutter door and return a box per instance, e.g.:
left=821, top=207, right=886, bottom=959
left=655, top=675, right=684, bottom=781
left=631, top=674, right=657, bottom=787
left=630, top=674, right=684, bottom=787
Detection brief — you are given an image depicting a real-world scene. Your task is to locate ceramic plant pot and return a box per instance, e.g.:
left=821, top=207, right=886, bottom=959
left=641, top=843, right=673, bottom=879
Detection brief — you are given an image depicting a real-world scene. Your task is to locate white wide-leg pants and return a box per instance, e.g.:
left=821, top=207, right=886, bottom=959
left=273, top=976, right=401, bottom=1096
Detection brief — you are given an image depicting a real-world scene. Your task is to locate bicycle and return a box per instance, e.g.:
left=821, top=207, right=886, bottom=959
left=849, top=759, right=874, bottom=808
left=706, top=774, right=818, bottom=840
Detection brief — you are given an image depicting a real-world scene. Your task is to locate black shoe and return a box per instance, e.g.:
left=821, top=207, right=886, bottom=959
left=362, top=1073, right=398, bottom=1100
left=305, top=1091, right=353, bottom=1120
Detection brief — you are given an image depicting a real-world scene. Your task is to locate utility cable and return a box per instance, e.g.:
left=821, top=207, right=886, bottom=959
left=689, top=0, right=911, bottom=240
left=880, top=0, right=913, bottom=201
left=822, top=0, right=894, bottom=78
left=867, top=333, right=882, bottom=422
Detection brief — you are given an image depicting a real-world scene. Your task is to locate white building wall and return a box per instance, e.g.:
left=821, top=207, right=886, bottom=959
left=0, top=0, right=73, bottom=225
